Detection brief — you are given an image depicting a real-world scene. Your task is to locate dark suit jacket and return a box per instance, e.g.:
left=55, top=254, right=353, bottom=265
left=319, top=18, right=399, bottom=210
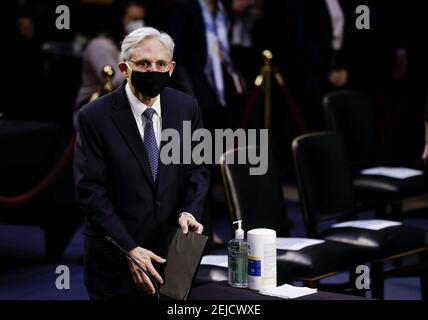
left=164, top=0, right=235, bottom=110
left=74, top=83, right=210, bottom=295
left=289, top=0, right=353, bottom=78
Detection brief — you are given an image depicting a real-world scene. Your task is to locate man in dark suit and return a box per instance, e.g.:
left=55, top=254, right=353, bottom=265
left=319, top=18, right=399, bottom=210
left=74, top=27, right=210, bottom=300
left=288, top=0, right=353, bottom=130
left=163, top=0, right=245, bottom=131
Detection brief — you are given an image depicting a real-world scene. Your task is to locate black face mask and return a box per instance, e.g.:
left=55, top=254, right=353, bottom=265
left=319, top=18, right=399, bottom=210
left=130, top=70, right=170, bottom=98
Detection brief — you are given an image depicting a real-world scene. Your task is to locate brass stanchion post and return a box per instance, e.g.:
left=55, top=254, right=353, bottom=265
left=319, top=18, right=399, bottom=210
left=102, top=65, right=114, bottom=93
left=261, top=50, right=273, bottom=130
left=90, top=65, right=115, bottom=102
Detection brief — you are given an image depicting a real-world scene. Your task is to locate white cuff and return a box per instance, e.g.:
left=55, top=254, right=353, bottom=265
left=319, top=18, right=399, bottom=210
left=178, top=212, right=197, bottom=222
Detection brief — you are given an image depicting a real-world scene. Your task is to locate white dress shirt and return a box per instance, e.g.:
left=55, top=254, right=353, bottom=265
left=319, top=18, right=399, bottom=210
left=324, top=0, right=345, bottom=51
left=125, top=83, right=198, bottom=223
left=125, top=82, right=162, bottom=148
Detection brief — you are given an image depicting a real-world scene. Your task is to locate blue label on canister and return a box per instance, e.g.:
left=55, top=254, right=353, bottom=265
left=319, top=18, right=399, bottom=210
left=248, top=258, right=261, bottom=276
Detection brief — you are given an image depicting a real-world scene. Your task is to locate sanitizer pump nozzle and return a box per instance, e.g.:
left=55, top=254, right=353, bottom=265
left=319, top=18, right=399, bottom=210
left=233, top=220, right=244, bottom=240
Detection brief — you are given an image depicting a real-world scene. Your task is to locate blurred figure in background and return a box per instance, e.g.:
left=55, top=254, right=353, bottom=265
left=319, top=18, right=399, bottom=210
left=346, top=0, right=427, bottom=165
left=421, top=67, right=428, bottom=162
left=9, top=1, right=78, bottom=125
left=75, top=1, right=147, bottom=110
left=288, top=0, right=352, bottom=131
left=346, top=0, right=410, bottom=97
left=6, top=1, right=51, bottom=120
left=423, top=100, right=428, bottom=162
left=164, top=0, right=245, bottom=132
left=227, top=0, right=264, bottom=87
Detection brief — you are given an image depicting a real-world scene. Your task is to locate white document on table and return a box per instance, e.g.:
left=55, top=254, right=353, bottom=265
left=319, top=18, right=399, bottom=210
left=259, top=284, right=318, bottom=299
left=360, top=167, right=423, bottom=179
left=331, top=219, right=402, bottom=230
left=276, top=237, right=325, bottom=251
left=200, top=255, right=228, bottom=268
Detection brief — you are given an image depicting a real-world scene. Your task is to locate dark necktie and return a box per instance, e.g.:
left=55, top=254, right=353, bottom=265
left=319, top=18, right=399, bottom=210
left=143, top=108, right=159, bottom=182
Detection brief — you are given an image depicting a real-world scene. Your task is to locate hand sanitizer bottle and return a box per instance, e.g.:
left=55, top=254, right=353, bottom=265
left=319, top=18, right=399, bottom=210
left=228, top=220, right=248, bottom=288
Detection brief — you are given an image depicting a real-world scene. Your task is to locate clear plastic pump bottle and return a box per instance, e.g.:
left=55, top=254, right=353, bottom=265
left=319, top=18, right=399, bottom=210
left=228, top=220, right=248, bottom=288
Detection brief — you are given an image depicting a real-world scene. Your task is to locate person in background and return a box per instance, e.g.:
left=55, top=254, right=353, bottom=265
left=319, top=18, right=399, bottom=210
left=347, top=0, right=427, bottom=165
left=424, top=35, right=428, bottom=162
left=288, top=0, right=352, bottom=131
left=423, top=104, right=428, bottom=162
left=75, top=1, right=147, bottom=110
left=346, top=0, right=410, bottom=97
left=164, top=0, right=245, bottom=132
left=227, top=0, right=264, bottom=86
left=5, top=1, right=50, bottom=120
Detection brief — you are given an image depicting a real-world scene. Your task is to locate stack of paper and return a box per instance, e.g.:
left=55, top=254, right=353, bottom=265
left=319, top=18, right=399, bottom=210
left=200, top=255, right=228, bottom=268
left=259, top=284, right=317, bottom=299
left=331, top=219, right=402, bottom=230
left=276, top=237, right=325, bottom=251
left=360, top=167, right=423, bottom=179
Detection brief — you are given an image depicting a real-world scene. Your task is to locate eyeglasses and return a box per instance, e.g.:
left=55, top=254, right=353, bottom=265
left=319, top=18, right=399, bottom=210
left=127, top=59, right=171, bottom=72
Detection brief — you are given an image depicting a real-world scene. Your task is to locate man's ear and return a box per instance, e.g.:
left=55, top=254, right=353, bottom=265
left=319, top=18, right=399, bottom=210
left=119, top=62, right=130, bottom=78
left=169, top=61, right=176, bottom=76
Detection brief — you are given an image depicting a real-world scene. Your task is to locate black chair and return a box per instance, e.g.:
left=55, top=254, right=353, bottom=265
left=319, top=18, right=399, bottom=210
left=292, top=132, right=428, bottom=299
left=323, top=90, right=426, bottom=216
left=221, top=146, right=290, bottom=236
left=220, top=145, right=369, bottom=289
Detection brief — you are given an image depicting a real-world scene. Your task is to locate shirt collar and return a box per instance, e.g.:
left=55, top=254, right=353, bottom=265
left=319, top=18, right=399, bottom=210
left=125, top=82, right=161, bottom=119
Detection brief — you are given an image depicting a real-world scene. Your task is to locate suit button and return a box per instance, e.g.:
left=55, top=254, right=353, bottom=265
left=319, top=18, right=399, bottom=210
left=155, top=201, right=161, bottom=207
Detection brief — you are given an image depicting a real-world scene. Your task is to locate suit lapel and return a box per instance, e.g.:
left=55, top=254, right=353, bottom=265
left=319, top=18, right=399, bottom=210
left=110, top=85, right=155, bottom=189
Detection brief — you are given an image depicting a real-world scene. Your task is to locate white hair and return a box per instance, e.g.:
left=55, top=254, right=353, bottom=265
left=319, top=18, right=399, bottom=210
left=120, top=27, right=175, bottom=62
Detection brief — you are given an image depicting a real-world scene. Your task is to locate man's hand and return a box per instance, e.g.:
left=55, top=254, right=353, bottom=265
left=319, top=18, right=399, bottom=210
left=328, top=69, right=348, bottom=88
left=178, top=213, right=204, bottom=235
left=422, top=144, right=428, bottom=161
left=232, top=0, right=255, bottom=14
left=232, top=0, right=263, bottom=18
left=393, top=51, right=408, bottom=79
left=423, top=123, right=428, bottom=161
left=16, top=17, right=34, bottom=39
left=128, top=247, right=166, bottom=294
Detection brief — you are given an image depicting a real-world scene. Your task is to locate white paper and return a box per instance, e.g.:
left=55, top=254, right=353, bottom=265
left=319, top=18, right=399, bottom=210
left=360, top=167, right=423, bottom=179
left=331, top=219, right=402, bottom=230
left=200, top=255, right=228, bottom=268
left=259, top=284, right=318, bottom=299
left=276, top=237, right=325, bottom=251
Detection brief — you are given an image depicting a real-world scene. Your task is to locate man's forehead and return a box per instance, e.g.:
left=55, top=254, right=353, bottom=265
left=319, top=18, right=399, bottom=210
left=130, top=38, right=169, bottom=60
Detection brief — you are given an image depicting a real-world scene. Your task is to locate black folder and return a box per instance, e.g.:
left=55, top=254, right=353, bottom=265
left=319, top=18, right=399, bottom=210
left=154, top=225, right=208, bottom=300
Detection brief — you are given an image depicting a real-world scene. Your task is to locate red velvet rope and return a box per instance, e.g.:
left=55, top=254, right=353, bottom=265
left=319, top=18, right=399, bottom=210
left=239, top=85, right=262, bottom=129
left=239, top=77, right=307, bottom=134
left=0, top=134, right=76, bottom=207
left=277, top=79, right=308, bottom=134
